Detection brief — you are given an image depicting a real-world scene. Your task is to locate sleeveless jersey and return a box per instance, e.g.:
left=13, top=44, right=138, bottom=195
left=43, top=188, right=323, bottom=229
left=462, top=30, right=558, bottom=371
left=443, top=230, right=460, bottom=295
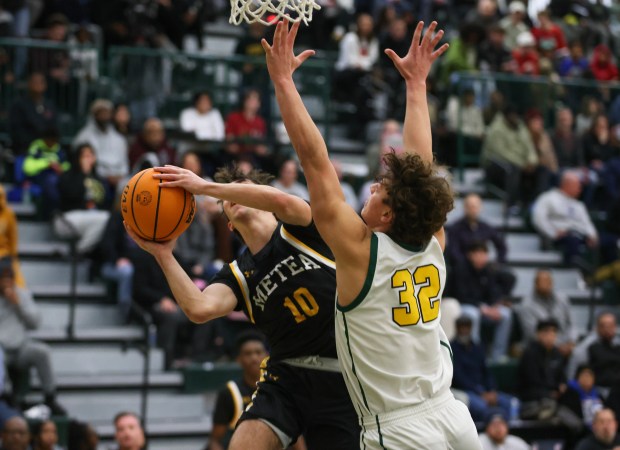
left=211, top=221, right=338, bottom=361
left=335, top=232, right=453, bottom=418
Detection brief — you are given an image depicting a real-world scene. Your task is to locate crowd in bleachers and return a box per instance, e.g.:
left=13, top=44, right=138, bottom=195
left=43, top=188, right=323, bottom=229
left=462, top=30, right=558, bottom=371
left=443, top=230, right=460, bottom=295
left=1, top=0, right=620, bottom=449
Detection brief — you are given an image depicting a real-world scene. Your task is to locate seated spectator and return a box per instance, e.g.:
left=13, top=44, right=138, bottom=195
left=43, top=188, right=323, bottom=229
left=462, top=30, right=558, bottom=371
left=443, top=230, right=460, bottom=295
left=224, top=90, right=268, bottom=161
left=365, top=119, right=403, bottom=177
left=590, top=45, right=619, bottom=82
left=180, top=91, right=225, bottom=142
left=531, top=9, right=567, bottom=57
left=588, top=312, right=620, bottom=388
left=53, top=144, right=110, bottom=255
left=511, top=31, right=540, bottom=75
left=575, top=408, right=620, bottom=450
left=479, top=414, right=530, bottom=450
left=464, top=0, right=500, bottom=31
left=440, top=23, right=484, bottom=85
left=331, top=160, right=359, bottom=212
left=22, top=128, right=70, bottom=218
left=517, top=269, right=576, bottom=356
left=32, top=419, right=63, bottom=450
left=552, top=107, right=584, bottom=168
left=531, top=171, right=598, bottom=265
left=271, top=160, right=309, bottom=201
left=113, top=103, right=133, bottom=143
left=0, top=348, right=20, bottom=428
left=8, top=72, right=58, bottom=155
left=482, top=104, right=542, bottom=209
left=525, top=109, right=558, bottom=186
left=577, top=97, right=605, bottom=136
left=0, top=186, right=25, bottom=288
left=558, top=41, right=590, bottom=78
left=67, top=420, right=99, bottom=450
left=478, top=25, right=513, bottom=73
left=208, top=331, right=268, bottom=450
left=73, top=99, right=129, bottom=189
left=378, top=18, right=409, bottom=117
left=518, top=319, right=582, bottom=430
left=447, top=193, right=507, bottom=265
left=500, top=1, right=529, bottom=51
left=559, top=365, right=604, bottom=429
left=1, top=416, right=30, bottom=450
left=448, top=242, right=514, bottom=362
left=112, top=412, right=145, bottom=450
left=445, top=89, right=485, bottom=157
left=128, top=118, right=176, bottom=170
left=99, top=210, right=137, bottom=323
left=451, top=316, right=517, bottom=422
left=582, top=114, right=616, bottom=170
left=0, top=265, right=66, bottom=415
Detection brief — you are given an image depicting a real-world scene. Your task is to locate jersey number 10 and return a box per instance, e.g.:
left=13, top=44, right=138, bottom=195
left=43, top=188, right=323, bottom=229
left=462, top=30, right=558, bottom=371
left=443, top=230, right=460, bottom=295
left=283, top=287, right=320, bottom=323
left=391, top=264, right=441, bottom=327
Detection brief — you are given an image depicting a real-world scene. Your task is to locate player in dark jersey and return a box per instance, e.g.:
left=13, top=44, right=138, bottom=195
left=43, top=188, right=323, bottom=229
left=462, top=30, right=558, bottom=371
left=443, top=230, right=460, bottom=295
left=125, top=164, right=359, bottom=450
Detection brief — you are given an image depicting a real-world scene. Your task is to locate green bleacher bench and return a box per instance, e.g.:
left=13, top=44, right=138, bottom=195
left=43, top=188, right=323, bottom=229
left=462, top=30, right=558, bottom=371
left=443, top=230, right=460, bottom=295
left=182, top=363, right=242, bottom=393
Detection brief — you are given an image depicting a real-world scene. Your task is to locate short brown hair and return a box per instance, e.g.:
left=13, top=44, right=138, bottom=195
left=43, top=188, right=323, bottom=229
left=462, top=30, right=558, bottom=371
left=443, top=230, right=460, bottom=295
left=381, top=152, right=454, bottom=248
left=113, top=411, right=141, bottom=427
left=214, top=164, right=274, bottom=186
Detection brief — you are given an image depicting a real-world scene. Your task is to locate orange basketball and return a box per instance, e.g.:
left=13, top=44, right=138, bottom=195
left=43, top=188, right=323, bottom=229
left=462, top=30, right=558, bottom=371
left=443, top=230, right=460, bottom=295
left=121, top=168, right=195, bottom=242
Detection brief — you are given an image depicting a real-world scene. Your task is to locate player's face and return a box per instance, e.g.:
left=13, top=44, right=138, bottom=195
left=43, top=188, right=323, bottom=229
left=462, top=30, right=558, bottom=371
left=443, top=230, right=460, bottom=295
left=361, top=179, right=391, bottom=231
left=238, top=341, right=268, bottom=380
left=114, top=416, right=145, bottom=450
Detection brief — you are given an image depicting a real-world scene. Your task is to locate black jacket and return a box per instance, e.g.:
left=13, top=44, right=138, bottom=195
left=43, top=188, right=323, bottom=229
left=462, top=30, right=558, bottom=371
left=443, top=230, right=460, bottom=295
left=518, top=341, right=566, bottom=401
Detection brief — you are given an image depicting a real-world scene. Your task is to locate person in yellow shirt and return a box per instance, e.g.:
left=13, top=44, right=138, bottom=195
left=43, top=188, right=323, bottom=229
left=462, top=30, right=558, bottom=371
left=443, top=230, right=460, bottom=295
left=0, top=186, right=25, bottom=288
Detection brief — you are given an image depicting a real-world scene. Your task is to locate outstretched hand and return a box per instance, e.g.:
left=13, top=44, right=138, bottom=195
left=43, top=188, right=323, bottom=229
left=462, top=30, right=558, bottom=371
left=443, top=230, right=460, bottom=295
left=261, top=20, right=315, bottom=83
left=385, top=21, right=448, bottom=84
left=152, top=165, right=208, bottom=195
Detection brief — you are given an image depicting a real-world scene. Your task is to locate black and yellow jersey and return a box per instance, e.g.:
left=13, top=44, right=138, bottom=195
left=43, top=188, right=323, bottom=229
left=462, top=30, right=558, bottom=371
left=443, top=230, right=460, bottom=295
left=211, top=221, right=337, bottom=361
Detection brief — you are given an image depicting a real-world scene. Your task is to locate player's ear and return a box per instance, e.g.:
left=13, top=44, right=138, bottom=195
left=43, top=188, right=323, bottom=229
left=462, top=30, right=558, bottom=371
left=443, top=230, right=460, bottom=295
left=381, top=206, right=393, bottom=225
left=227, top=221, right=235, bottom=233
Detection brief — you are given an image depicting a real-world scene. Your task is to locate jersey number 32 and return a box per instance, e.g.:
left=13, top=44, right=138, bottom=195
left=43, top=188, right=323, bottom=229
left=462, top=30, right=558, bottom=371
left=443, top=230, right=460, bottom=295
left=391, top=264, right=441, bottom=327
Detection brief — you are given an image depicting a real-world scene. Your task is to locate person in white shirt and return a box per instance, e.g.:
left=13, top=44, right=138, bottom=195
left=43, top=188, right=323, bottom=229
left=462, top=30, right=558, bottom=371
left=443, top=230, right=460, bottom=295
left=179, top=91, right=225, bottom=141
left=479, top=414, right=531, bottom=450
left=532, top=171, right=598, bottom=265
left=446, top=88, right=486, bottom=139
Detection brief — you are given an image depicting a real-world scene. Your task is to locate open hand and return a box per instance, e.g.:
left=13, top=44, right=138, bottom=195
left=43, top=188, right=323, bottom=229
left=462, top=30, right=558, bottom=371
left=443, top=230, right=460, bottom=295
left=261, top=20, right=315, bottom=84
left=384, top=21, right=448, bottom=85
left=152, top=165, right=208, bottom=195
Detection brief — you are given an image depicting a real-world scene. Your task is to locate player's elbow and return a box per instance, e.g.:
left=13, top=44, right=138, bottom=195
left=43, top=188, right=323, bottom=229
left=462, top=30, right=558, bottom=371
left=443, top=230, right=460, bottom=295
left=184, top=303, right=215, bottom=324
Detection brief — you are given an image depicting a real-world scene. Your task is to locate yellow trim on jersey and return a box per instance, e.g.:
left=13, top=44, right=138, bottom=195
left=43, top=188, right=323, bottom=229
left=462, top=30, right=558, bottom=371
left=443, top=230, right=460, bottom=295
left=280, top=226, right=336, bottom=269
left=226, top=381, right=244, bottom=430
left=229, top=261, right=255, bottom=323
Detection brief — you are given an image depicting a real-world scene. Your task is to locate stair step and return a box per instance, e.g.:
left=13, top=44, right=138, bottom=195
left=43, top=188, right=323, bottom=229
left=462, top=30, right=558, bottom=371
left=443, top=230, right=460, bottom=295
left=22, top=261, right=90, bottom=286
left=31, top=372, right=184, bottom=391
left=38, top=302, right=120, bottom=328
left=31, top=283, right=108, bottom=299
left=30, top=326, right=144, bottom=343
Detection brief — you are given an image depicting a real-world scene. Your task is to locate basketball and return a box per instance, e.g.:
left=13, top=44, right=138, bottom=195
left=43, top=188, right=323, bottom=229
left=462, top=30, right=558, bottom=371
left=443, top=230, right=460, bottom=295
left=121, top=168, right=196, bottom=242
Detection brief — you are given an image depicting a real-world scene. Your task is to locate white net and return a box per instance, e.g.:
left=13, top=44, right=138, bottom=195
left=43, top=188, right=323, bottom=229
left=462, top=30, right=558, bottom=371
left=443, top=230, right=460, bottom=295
left=229, top=0, right=321, bottom=25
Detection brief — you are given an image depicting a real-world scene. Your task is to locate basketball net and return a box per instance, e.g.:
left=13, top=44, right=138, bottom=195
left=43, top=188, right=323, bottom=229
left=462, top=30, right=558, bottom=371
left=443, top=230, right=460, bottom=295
left=229, top=0, right=321, bottom=26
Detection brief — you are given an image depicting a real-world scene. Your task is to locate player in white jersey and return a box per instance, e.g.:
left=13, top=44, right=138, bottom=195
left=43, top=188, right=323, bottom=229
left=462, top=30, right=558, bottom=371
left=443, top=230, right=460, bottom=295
left=262, top=20, right=481, bottom=449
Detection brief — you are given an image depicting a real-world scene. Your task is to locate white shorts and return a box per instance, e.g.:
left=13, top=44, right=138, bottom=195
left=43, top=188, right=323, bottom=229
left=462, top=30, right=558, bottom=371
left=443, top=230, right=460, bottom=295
left=360, top=390, right=481, bottom=450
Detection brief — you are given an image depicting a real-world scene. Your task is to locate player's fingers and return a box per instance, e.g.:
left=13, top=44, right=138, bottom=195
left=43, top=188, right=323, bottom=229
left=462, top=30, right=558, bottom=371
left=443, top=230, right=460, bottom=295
left=261, top=38, right=272, bottom=53
left=288, top=20, right=301, bottom=47
left=430, top=29, right=444, bottom=50
left=297, top=49, right=315, bottom=64
left=431, top=42, right=450, bottom=60
left=410, top=21, right=423, bottom=51
left=273, top=21, right=283, bottom=48
left=422, top=21, right=437, bottom=49
left=384, top=48, right=400, bottom=64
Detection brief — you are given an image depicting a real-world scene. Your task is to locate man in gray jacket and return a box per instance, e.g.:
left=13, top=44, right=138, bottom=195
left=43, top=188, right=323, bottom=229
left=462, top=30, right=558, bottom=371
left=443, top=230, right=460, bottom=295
left=0, top=265, right=65, bottom=416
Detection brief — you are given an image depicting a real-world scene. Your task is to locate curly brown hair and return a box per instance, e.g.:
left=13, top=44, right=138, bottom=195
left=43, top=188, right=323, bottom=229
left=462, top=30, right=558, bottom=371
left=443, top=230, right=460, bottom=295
left=381, top=152, right=454, bottom=248
left=214, top=163, right=274, bottom=186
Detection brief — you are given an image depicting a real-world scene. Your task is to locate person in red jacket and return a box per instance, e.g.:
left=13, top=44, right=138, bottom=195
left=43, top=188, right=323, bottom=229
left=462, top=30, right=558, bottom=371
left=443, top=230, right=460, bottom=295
left=511, top=31, right=540, bottom=75
left=590, top=44, right=619, bottom=81
left=531, top=9, right=567, bottom=56
left=224, top=89, right=268, bottom=158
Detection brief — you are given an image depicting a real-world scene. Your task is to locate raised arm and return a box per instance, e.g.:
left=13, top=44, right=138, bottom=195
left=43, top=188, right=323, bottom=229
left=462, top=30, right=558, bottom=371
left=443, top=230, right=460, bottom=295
left=385, top=21, right=448, bottom=164
left=261, top=21, right=369, bottom=261
left=153, top=166, right=311, bottom=225
left=125, top=224, right=237, bottom=323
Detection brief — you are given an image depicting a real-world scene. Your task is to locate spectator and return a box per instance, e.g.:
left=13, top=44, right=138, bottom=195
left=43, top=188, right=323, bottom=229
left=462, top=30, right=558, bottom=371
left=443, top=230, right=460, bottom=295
left=8, top=72, right=59, bottom=155
left=483, top=91, right=505, bottom=126
left=518, top=319, right=581, bottom=431
left=447, top=193, right=507, bottom=265
left=32, top=420, right=63, bottom=450
left=590, top=45, right=619, bottom=82
left=448, top=242, right=514, bottom=362
left=551, top=107, right=584, bottom=168
left=531, top=171, right=598, bottom=265
left=73, top=99, right=129, bottom=189
left=67, top=420, right=99, bottom=450
left=482, top=104, right=541, bottom=209
left=576, top=98, right=605, bottom=137
left=365, top=119, right=404, bottom=177
left=271, top=160, right=309, bottom=201
left=112, top=103, right=133, bottom=143
left=525, top=109, right=558, bottom=185
left=531, top=9, right=567, bottom=56
left=478, top=25, right=513, bottom=73
left=440, top=23, right=484, bottom=85
left=558, top=41, right=590, bottom=78
left=234, top=21, right=268, bottom=89
left=559, top=365, right=604, bottom=428
left=511, top=31, right=540, bottom=75
left=588, top=312, right=620, bottom=388
left=111, top=412, right=145, bottom=450
left=53, top=144, right=110, bottom=255
left=1, top=416, right=30, bottom=450
left=445, top=89, right=486, bottom=144
left=29, top=13, right=71, bottom=84
left=331, top=160, right=359, bottom=211
left=500, top=1, right=529, bottom=50
left=208, top=331, right=268, bottom=450
left=465, top=0, right=500, bottom=31
left=379, top=18, right=409, bottom=117
left=0, top=186, right=25, bottom=288
left=128, top=118, right=176, bottom=170
left=451, top=316, right=517, bottom=422
left=575, top=408, right=620, bottom=450
left=582, top=114, right=616, bottom=169
left=180, top=91, right=225, bottom=142
left=478, top=414, right=531, bottom=450
left=0, top=265, right=66, bottom=415
left=224, top=89, right=268, bottom=160
left=517, top=269, right=577, bottom=356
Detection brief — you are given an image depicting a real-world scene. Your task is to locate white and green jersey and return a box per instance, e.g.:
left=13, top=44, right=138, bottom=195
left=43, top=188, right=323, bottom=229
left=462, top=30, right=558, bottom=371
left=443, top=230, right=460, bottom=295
left=335, top=232, right=453, bottom=420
